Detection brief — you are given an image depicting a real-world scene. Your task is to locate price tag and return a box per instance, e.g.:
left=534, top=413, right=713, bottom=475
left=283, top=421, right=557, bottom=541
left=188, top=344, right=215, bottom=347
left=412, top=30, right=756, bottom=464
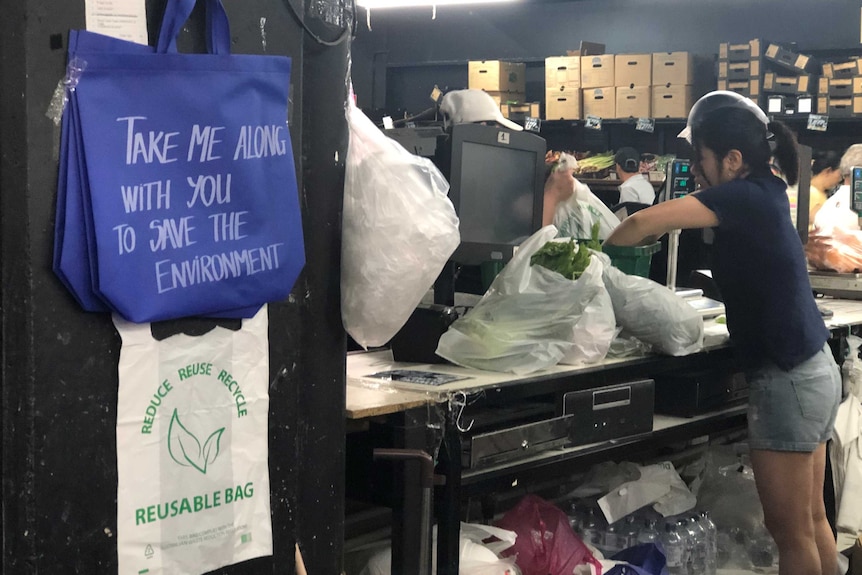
left=382, top=116, right=394, bottom=130
left=524, top=117, right=541, bottom=132
left=635, top=117, right=655, bottom=133
left=584, top=115, right=602, bottom=130
left=807, top=114, right=828, bottom=132
left=430, top=85, right=443, bottom=103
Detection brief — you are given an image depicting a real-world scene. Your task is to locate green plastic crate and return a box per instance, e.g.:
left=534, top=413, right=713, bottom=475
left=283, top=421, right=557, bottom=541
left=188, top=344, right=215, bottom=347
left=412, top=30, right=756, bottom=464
left=602, top=242, right=661, bottom=277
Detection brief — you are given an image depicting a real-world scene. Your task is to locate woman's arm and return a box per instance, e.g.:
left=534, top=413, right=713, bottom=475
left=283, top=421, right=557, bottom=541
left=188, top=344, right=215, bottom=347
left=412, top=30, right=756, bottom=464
left=604, top=194, right=719, bottom=246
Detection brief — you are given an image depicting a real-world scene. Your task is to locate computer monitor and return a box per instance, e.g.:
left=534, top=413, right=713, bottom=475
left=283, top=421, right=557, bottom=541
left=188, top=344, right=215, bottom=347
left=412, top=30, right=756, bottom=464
left=442, top=123, right=547, bottom=266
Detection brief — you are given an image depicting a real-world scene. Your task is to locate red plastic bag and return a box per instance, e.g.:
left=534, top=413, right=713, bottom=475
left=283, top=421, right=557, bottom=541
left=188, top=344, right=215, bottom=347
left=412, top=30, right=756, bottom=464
left=495, top=494, right=602, bottom=575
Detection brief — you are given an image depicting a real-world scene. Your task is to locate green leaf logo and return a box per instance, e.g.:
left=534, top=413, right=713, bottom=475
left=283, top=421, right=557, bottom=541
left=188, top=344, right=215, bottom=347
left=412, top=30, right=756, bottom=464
left=167, top=409, right=225, bottom=474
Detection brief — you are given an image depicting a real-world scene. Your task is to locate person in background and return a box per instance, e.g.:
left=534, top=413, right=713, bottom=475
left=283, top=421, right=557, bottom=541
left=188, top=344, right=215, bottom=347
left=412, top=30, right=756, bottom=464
left=812, top=144, right=862, bottom=232
left=605, top=91, right=841, bottom=575
left=614, top=147, right=656, bottom=205
left=808, top=150, right=844, bottom=222
left=543, top=152, right=619, bottom=239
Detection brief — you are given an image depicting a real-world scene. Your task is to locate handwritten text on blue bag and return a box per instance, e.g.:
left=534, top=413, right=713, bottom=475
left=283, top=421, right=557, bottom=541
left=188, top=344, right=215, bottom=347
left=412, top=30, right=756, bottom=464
left=113, top=116, right=289, bottom=294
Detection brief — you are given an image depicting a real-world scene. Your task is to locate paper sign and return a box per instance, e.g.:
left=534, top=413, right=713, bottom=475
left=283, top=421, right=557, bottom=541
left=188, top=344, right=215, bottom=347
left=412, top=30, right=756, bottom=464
left=807, top=114, right=829, bottom=132
left=584, top=115, right=602, bottom=130
left=636, top=117, right=655, bottom=133
left=85, top=0, right=148, bottom=45
left=115, top=307, right=273, bottom=575
left=524, top=117, right=541, bottom=132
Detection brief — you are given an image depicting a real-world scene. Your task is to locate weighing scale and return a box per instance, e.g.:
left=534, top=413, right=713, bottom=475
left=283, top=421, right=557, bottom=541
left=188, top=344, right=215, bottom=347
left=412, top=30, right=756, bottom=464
left=665, top=159, right=697, bottom=290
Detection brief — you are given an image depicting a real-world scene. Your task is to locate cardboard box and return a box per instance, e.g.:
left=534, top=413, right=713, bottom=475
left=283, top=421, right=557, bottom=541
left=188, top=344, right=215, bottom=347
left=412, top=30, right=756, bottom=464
left=501, top=102, right=540, bottom=119
left=765, top=43, right=812, bottom=73
left=718, top=78, right=761, bottom=97
left=545, top=90, right=581, bottom=120
left=582, top=87, right=616, bottom=118
left=652, top=85, right=694, bottom=118
left=719, top=60, right=758, bottom=80
left=468, top=60, right=526, bottom=93
left=581, top=55, right=615, bottom=88
left=615, top=54, right=652, bottom=87
left=546, top=56, right=581, bottom=87
left=763, top=72, right=812, bottom=94
left=823, top=59, right=862, bottom=78
left=818, top=96, right=862, bottom=118
left=719, top=39, right=762, bottom=61
left=817, top=77, right=862, bottom=97
left=615, top=86, right=651, bottom=118
left=653, top=52, right=694, bottom=86
left=817, top=96, right=828, bottom=115
left=485, top=91, right=527, bottom=106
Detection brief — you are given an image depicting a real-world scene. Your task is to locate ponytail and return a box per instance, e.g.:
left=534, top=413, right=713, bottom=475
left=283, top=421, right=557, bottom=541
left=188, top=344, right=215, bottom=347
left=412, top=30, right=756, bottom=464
left=769, top=120, right=799, bottom=186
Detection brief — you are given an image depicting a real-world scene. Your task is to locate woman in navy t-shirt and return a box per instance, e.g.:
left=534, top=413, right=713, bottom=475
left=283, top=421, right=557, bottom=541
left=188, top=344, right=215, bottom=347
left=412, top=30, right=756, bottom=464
left=606, top=92, right=842, bottom=575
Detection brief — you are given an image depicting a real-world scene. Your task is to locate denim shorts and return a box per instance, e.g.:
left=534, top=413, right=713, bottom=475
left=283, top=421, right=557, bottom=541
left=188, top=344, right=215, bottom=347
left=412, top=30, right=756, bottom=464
left=745, top=343, right=842, bottom=452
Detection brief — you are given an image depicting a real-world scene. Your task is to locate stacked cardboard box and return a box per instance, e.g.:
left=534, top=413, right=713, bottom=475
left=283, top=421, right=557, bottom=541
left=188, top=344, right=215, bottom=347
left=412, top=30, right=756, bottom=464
left=652, top=52, right=698, bottom=118
left=818, top=58, right=862, bottom=117
left=581, top=54, right=615, bottom=118
left=545, top=55, right=582, bottom=120
left=615, top=54, right=651, bottom=119
left=717, top=39, right=763, bottom=105
left=468, top=60, right=527, bottom=106
left=721, top=40, right=816, bottom=116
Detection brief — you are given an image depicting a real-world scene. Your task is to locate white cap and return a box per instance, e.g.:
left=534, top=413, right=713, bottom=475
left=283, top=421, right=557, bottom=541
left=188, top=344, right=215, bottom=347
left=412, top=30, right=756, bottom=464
left=439, top=89, right=523, bottom=132
left=677, top=90, right=769, bottom=142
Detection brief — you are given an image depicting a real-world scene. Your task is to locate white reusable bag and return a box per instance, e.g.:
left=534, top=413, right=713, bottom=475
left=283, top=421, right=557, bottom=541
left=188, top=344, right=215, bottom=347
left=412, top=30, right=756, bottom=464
left=114, top=307, right=272, bottom=575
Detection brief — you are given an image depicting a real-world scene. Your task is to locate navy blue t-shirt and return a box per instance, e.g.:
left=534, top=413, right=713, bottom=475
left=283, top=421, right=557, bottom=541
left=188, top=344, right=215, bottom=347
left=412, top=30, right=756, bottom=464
left=694, top=175, right=828, bottom=370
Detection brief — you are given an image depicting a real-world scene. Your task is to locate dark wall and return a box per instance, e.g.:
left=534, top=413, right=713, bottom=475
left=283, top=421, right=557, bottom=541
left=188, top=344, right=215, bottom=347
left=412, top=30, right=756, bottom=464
left=352, top=0, right=862, bottom=114
left=0, top=1, right=347, bottom=573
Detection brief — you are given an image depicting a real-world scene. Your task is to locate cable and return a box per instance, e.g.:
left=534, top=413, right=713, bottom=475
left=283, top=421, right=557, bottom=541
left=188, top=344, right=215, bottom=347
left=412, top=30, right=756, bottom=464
left=282, top=0, right=356, bottom=47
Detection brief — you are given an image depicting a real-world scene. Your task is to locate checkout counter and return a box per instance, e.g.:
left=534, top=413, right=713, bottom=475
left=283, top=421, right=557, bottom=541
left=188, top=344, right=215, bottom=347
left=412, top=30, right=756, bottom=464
left=345, top=298, right=862, bottom=575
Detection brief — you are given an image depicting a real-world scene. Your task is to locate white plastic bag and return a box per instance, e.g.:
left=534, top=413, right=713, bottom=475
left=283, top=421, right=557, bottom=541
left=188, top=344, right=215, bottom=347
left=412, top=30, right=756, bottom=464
left=601, top=256, right=703, bottom=356
left=436, top=227, right=613, bottom=374
left=341, top=99, right=460, bottom=348
left=559, top=254, right=616, bottom=366
left=360, top=522, right=519, bottom=575
left=114, top=308, right=273, bottom=575
left=553, top=180, right=620, bottom=240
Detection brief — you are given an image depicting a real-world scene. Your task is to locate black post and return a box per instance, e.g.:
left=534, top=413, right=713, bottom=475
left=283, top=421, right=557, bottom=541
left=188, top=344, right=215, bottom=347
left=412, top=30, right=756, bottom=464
left=0, top=0, right=349, bottom=573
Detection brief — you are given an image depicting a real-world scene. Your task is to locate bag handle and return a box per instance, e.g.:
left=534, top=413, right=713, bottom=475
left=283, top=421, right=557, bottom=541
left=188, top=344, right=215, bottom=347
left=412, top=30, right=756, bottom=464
left=156, top=0, right=231, bottom=55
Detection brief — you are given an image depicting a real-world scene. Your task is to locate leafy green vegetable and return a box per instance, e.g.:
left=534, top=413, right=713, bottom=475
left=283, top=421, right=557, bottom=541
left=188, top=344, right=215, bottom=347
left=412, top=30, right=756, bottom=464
left=531, top=223, right=602, bottom=280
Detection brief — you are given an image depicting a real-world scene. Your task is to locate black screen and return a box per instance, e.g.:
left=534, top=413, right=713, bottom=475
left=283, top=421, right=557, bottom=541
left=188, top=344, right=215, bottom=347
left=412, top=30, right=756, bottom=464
left=458, top=142, right=538, bottom=245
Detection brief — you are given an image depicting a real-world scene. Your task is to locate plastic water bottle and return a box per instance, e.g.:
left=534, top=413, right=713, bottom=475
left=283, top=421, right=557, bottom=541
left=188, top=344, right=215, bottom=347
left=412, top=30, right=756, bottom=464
left=567, top=502, right=584, bottom=534
left=686, top=515, right=708, bottom=574
left=675, top=519, right=694, bottom=574
left=581, top=507, right=603, bottom=548
left=661, top=522, right=686, bottom=575
left=637, top=518, right=660, bottom=545
left=603, top=522, right=626, bottom=555
left=698, top=511, right=717, bottom=575
left=623, top=515, right=640, bottom=548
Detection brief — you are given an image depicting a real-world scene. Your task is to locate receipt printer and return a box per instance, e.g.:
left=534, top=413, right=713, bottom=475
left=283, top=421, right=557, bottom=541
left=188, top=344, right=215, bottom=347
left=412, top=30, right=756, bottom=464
left=563, top=380, right=655, bottom=445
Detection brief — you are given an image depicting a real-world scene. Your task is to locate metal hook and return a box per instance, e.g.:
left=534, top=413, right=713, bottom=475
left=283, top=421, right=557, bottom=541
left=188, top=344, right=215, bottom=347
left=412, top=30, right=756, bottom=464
left=449, top=391, right=473, bottom=433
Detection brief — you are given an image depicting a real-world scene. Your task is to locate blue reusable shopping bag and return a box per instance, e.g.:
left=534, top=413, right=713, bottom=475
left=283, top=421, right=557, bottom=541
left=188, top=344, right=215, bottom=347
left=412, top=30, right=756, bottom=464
left=58, top=0, right=305, bottom=323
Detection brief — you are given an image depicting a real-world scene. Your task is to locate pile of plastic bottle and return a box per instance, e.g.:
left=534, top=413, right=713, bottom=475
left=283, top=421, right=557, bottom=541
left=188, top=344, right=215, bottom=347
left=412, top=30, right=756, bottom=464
left=568, top=500, right=778, bottom=575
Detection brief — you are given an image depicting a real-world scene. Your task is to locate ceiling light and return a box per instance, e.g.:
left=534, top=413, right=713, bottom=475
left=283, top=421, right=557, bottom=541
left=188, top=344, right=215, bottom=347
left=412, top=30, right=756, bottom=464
left=356, top=0, right=519, bottom=9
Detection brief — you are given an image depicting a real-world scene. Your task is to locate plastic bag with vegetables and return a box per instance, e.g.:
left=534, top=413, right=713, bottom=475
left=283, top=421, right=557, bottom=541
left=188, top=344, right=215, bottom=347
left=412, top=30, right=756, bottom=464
left=436, top=226, right=616, bottom=373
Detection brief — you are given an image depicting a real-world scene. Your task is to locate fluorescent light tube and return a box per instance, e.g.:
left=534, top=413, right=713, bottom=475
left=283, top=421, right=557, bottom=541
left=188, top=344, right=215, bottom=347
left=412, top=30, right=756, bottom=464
left=357, top=0, right=519, bottom=8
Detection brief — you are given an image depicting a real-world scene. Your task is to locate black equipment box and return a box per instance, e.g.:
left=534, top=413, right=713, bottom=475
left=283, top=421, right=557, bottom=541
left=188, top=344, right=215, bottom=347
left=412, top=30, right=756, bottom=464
left=654, top=370, right=748, bottom=417
left=390, top=305, right=459, bottom=364
left=563, top=380, right=655, bottom=445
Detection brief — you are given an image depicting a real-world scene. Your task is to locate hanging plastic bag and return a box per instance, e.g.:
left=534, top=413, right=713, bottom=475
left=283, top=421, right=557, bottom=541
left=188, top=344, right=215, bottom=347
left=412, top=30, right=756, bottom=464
left=436, top=227, right=614, bottom=374
left=495, top=494, right=602, bottom=575
left=553, top=180, right=620, bottom=241
left=601, top=256, right=703, bottom=356
left=342, top=98, right=460, bottom=348
left=807, top=227, right=862, bottom=273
